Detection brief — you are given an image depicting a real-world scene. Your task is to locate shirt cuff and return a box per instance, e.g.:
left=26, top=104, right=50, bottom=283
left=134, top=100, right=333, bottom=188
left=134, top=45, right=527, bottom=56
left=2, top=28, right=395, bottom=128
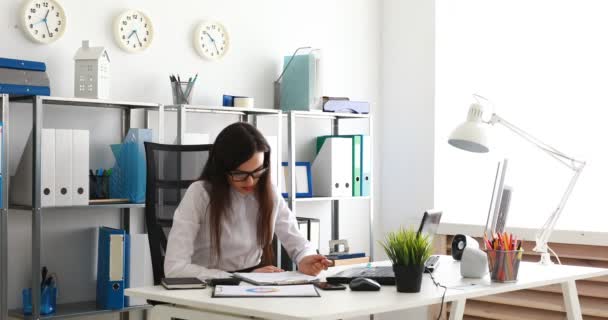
left=293, top=248, right=319, bottom=266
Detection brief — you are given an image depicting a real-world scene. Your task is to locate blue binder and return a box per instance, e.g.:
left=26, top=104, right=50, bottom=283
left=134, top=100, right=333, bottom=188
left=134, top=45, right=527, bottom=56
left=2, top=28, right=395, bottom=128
left=0, top=83, right=50, bottom=96
left=97, top=227, right=130, bottom=310
left=361, top=135, right=371, bottom=196
left=0, top=57, right=46, bottom=71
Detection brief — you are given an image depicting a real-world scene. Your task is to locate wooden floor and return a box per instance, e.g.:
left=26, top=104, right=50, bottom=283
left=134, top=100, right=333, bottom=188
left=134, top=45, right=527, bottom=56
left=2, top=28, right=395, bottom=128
left=430, top=235, right=608, bottom=320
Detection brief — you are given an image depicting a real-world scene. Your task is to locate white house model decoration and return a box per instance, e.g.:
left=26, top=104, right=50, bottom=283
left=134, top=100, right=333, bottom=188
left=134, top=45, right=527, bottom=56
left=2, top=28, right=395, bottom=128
left=74, top=40, right=110, bottom=99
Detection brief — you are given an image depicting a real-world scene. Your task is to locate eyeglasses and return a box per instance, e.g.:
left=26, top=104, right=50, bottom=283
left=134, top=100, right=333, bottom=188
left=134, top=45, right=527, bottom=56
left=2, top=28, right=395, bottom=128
left=228, top=166, right=269, bottom=182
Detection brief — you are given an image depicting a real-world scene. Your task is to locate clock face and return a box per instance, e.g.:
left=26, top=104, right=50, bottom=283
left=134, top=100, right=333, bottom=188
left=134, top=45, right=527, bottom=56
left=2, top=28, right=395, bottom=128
left=114, top=10, right=153, bottom=53
left=21, top=0, right=66, bottom=44
left=194, top=21, right=229, bottom=60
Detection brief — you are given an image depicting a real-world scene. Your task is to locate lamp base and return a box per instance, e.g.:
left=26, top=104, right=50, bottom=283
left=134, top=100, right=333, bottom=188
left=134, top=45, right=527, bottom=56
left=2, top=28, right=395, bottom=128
left=539, top=252, right=554, bottom=265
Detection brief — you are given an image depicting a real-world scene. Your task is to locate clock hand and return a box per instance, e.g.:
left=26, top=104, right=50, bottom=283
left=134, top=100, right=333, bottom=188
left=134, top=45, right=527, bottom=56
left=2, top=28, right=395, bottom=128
left=34, top=10, right=49, bottom=25
left=134, top=31, right=143, bottom=46
left=44, top=19, right=51, bottom=36
left=203, top=31, right=220, bottom=55
left=127, top=30, right=136, bottom=39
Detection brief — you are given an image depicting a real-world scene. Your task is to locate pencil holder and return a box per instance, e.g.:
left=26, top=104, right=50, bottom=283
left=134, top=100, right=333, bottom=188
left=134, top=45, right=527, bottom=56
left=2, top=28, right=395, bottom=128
left=22, top=287, right=57, bottom=315
left=485, top=249, right=523, bottom=283
left=171, top=81, right=194, bottom=104
left=89, top=174, right=110, bottom=199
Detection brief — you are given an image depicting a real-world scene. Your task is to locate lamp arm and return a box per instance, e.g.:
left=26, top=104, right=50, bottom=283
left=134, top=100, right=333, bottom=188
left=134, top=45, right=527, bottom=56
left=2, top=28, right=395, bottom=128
left=489, top=113, right=586, bottom=264
left=534, top=167, right=584, bottom=255
left=489, top=114, right=585, bottom=170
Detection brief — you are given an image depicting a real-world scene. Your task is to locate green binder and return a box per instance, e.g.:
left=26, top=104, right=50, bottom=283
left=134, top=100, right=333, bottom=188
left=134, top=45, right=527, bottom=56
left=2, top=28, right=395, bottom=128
left=316, top=135, right=362, bottom=196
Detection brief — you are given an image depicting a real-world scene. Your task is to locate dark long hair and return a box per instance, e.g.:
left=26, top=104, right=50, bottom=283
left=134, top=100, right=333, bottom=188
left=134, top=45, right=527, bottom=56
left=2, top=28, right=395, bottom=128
left=200, top=122, right=274, bottom=266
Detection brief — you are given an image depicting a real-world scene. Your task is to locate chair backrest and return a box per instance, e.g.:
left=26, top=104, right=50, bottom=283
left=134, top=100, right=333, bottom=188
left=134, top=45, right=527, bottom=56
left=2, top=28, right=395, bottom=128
left=144, top=142, right=212, bottom=284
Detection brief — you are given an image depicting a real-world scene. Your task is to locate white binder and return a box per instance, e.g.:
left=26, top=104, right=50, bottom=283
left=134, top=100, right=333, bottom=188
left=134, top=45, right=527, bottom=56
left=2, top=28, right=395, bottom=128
left=71, top=130, right=89, bottom=205
left=55, top=129, right=73, bottom=206
left=182, top=133, right=209, bottom=145
left=311, top=137, right=352, bottom=197
left=10, top=129, right=56, bottom=207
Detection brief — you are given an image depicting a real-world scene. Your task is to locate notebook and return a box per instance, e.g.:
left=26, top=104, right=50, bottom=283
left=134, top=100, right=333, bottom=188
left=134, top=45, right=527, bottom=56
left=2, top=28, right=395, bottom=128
left=161, top=277, right=206, bottom=290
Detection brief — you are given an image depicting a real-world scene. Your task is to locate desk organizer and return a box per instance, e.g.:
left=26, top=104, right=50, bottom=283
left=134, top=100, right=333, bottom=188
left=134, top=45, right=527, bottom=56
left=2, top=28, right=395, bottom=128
left=22, top=287, right=57, bottom=315
left=486, top=249, right=523, bottom=282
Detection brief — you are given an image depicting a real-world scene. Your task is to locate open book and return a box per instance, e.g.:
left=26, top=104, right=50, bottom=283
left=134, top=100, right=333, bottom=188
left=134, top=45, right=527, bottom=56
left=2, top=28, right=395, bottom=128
left=233, top=271, right=318, bottom=285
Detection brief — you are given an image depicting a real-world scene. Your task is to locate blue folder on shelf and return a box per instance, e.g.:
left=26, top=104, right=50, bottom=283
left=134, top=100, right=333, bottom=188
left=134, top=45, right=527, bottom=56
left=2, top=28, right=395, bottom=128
left=109, top=128, right=152, bottom=203
left=0, top=57, right=50, bottom=96
left=0, top=83, right=50, bottom=96
left=96, top=227, right=130, bottom=310
left=0, top=57, right=46, bottom=71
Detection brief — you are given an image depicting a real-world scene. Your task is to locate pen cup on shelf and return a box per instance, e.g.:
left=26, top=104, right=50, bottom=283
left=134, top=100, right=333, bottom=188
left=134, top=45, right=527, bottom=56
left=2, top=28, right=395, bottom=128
left=89, top=174, right=110, bottom=199
left=485, top=249, right=523, bottom=283
left=22, top=287, right=57, bottom=315
left=171, top=81, right=194, bottom=105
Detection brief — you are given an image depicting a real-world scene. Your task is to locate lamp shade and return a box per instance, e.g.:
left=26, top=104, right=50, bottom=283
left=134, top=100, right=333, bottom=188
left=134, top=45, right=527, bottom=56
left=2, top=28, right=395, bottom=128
left=448, top=103, right=491, bottom=153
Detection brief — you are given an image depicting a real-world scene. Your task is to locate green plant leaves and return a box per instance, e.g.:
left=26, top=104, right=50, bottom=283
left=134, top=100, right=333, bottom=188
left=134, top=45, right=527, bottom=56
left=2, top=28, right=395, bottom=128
left=379, top=227, right=432, bottom=266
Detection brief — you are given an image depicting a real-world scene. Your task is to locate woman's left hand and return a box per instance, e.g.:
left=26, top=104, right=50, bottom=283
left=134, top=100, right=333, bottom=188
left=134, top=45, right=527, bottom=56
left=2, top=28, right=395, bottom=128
left=298, top=255, right=332, bottom=276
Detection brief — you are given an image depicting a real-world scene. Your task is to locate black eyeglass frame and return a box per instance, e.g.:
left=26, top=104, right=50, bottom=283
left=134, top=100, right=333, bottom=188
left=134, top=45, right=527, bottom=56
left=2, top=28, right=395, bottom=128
left=228, top=166, right=269, bottom=182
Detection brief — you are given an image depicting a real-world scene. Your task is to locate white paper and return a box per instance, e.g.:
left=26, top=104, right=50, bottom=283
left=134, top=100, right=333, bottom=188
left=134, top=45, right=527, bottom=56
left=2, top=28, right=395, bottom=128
left=234, top=271, right=318, bottom=285
left=213, top=285, right=319, bottom=297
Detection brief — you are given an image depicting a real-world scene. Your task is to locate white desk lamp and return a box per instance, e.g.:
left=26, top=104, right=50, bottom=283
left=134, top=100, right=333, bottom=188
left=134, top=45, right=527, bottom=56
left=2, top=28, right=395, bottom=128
left=448, top=94, right=586, bottom=265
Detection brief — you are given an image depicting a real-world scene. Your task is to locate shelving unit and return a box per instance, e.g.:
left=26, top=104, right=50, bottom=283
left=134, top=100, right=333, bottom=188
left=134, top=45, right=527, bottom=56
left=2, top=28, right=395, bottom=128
left=1, top=94, right=9, bottom=320
left=1, top=95, right=163, bottom=320
left=285, top=110, right=374, bottom=260
left=8, top=301, right=150, bottom=320
left=165, top=104, right=281, bottom=145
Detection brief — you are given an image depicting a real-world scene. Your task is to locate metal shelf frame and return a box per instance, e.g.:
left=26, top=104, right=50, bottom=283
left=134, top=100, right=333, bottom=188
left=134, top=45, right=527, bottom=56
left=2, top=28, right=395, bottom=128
left=285, top=110, right=374, bottom=260
left=8, top=300, right=152, bottom=319
left=1, top=95, right=164, bottom=320
left=1, top=94, right=9, bottom=320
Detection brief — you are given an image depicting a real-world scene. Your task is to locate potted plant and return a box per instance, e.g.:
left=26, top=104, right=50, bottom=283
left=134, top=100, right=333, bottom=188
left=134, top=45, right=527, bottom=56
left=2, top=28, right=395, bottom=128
left=380, top=227, right=432, bottom=293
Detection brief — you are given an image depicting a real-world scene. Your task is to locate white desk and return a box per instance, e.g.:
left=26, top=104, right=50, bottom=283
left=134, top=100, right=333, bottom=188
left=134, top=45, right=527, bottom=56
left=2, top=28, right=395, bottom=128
left=126, top=256, right=608, bottom=320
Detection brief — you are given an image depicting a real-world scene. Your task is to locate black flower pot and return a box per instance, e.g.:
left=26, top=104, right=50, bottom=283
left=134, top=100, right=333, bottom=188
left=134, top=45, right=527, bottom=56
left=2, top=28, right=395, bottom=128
left=393, top=264, right=424, bottom=293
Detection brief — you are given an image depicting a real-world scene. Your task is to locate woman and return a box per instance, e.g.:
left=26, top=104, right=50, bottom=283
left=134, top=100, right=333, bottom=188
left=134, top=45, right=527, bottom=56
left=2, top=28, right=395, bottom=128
left=164, top=122, right=331, bottom=279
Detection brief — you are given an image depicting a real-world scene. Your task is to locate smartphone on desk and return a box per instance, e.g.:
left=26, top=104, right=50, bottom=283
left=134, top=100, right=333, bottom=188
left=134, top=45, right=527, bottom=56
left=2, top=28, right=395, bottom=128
left=206, top=277, right=241, bottom=286
left=314, top=282, right=346, bottom=290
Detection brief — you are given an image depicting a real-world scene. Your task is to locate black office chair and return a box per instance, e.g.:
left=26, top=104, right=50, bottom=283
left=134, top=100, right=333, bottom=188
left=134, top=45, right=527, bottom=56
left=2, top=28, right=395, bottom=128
left=144, top=142, right=212, bottom=285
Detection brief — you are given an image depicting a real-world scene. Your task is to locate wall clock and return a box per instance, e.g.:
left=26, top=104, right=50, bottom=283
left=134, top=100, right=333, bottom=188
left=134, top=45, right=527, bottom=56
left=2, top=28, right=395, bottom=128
left=193, top=21, right=229, bottom=60
left=114, top=9, right=154, bottom=53
left=21, top=0, right=67, bottom=44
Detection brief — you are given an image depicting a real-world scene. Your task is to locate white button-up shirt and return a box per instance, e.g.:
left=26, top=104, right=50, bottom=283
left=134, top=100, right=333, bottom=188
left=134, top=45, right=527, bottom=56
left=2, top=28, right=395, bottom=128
left=164, top=181, right=317, bottom=280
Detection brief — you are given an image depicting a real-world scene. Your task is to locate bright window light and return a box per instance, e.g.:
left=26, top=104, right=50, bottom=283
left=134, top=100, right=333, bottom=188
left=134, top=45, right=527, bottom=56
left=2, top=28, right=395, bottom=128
left=435, top=0, right=608, bottom=232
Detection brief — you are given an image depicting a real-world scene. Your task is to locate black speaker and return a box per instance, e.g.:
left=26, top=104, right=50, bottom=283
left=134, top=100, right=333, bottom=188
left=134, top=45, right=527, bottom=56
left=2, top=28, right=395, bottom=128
left=451, top=234, right=479, bottom=260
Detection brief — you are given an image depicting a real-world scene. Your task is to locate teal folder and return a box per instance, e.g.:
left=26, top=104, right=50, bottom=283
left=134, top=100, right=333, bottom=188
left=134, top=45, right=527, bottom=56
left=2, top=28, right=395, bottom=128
left=316, top=135, right=363, bottom=196
left=361, top=136, right=371, bottom=196
left=280, top=54, right=315, bottom=111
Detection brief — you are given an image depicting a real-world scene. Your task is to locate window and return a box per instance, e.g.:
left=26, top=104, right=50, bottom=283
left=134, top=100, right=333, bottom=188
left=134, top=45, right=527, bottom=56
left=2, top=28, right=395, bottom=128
left=435, top=0, right=607, bottom=232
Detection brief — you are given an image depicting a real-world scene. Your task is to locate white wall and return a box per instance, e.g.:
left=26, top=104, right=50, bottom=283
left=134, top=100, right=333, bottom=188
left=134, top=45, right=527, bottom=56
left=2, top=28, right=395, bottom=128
left=379, top=0, right=435, bottom=319
left=435, top=0, right=608, bottom=233
left=1, top=0, right=381, bottom=317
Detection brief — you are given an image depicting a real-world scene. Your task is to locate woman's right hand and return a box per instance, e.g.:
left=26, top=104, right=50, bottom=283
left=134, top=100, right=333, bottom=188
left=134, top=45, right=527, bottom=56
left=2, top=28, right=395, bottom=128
left=252, top=265, right=284, bottom=273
